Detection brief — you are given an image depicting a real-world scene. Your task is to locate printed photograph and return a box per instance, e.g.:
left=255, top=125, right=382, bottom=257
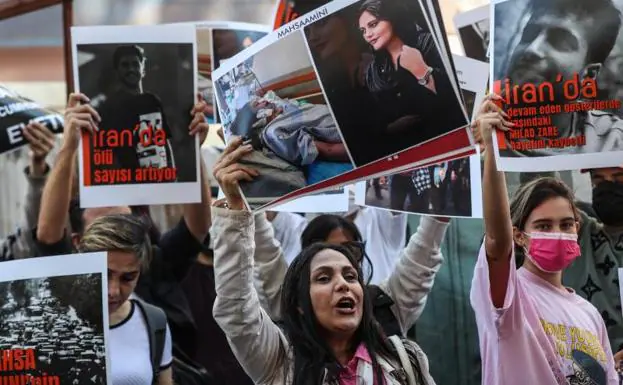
left=492, top=0, right=623, bottom=171
left=453, top=5, right=489, bottom=62
left=363, top=156, right=476, bottom=217
left=0, top=274, right=106, bottom=384
left=214, top=31, right=354, bottom=208
left=0, top=86, right=63, bottom=155
left=77, top=41, right=197, bottom=185
left=304, top=0, right=468, bottom=167
left=211, top=28, right=267, bottom=123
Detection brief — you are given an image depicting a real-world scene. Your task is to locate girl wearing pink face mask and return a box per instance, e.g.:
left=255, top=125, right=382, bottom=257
left=469, top=95, right=618, bottom=385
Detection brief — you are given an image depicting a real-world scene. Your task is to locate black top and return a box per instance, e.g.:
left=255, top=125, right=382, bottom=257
left=94, top=91, right=175, bottom=181
left=363, top=28, right=467, bottom=160
left=33, top=218, right=201, bottom=358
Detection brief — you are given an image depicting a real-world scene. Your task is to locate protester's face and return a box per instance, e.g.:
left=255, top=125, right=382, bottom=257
left=107, top=250, right=141, bottom=314
left=359, top=11, right=394, bottom=51
left=309, top=249, right=363, bottom=336
left=215, top=30, right=241, bottom=60
left=508, top=14, right=589, bottom=86
left=518, top=197, right=578, bottom=247
left=116, top=55, right=145, bottom=88
left=307, top=16, right=350, bottom=60
left=325, top=228, right=355, bottom=244
left=590, top=167, right=623, bottom=188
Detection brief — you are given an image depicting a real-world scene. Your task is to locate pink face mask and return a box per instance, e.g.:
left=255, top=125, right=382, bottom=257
left=524, top=232, right=581, bottom=273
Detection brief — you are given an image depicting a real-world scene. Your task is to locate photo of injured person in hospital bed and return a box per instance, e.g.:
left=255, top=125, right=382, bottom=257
left=213, top=31, right=355, bottom=208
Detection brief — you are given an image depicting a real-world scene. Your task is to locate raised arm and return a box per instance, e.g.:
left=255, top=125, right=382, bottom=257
left=182, top=101, right=212, bottom=242
left=37, top=94, right=99, bottom=245
left=378, top=215, right=450, bottom=335
left=211, top=137, right=289, bottom=384
left=475, top=94, right=515, bottom=308
left=253, top=212, right=289, bottom=320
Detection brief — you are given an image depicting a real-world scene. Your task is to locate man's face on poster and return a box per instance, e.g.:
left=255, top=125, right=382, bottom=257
left=116, top=54, right=145, bottom=88
left=508, top=13, right=590, bottom=86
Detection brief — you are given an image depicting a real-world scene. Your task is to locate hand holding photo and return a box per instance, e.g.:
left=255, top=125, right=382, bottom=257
left=0, top=86, right=63, bottom=156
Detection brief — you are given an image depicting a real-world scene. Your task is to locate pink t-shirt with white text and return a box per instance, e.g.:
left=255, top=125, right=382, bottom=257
left=470, top=244, right=617, bottom=385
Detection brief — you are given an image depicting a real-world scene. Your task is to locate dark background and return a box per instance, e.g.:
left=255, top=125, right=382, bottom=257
left=77, top=42, right=197, bottom=182
left=458, top=25, right=488, bottom=62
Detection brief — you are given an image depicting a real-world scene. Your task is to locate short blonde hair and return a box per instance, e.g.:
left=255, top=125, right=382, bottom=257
left=78, top=214, right=152, bottom=269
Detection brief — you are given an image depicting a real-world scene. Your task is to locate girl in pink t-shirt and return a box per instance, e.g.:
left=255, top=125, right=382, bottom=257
left=469, top=94, right=618, bottom=385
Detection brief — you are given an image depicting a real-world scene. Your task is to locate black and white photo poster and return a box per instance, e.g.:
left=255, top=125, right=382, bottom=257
left=491, top=0, right=623, bottom=171
left=0, top=252, right=109, bottom=385
left=71, top=24, right=200, bottom=208
left=0, top=85, right=63, bottom=155
left=353, top=53, right=486, bottom=218
left=453, top=5, right=489, bottom=62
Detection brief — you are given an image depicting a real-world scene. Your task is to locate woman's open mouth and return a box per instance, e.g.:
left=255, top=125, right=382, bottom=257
left=335, top=297, right=356, bottom=314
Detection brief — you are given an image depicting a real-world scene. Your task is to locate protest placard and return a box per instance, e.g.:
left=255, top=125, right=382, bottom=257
left=0, top=86, right=63, bottom=155
left=0, top=252, right=110, bottom=385
left=453, top=5, right=489, bottom=62
left=191, top=21, right=269, bottom=124
left=72, top=24, right=200, bottom=207
left=491, top=0, right=623, bottom=171
left=213, top=0, right=474, bottom=211
left=353, top=54, right=487, bottom=218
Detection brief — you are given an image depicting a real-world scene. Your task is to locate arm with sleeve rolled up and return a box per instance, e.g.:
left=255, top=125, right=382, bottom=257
left=253, top=212, right=288, bottom=321
left=378, top=216, right=449, bottom=336
left=211, top=207, right=289, bottom=384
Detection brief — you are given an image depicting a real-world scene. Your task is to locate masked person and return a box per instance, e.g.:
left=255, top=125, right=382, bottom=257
left=562, top=167, right=623, bottom=363
left=470, top=95, right=617, bottom=385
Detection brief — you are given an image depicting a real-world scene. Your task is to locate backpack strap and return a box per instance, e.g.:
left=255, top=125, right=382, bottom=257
left=388, top=336, right=416, bottom=385
left=133, top=299, right=167, bottom=384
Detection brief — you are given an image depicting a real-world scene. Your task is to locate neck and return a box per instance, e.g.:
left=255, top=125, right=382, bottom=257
left=117, top=84, right=142, bottom=95
left=524, top=262, right=565, bottom=289
left=327, top=336, right=355, bottom=366
left=109, top=300, right=132, bottom=326
left=386, top=37, right=404, bottom=67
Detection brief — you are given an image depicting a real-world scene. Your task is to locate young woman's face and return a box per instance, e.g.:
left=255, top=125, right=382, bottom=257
left=519, top=196, right=578, bottom=249
left=107, top=251, right=141, bottom=314
left=309, top=249, right=364, bottom=337
left=358, top=11, right=394, bottom=51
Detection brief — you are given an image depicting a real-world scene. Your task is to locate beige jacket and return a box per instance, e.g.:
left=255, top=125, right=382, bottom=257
left=252, top=211, right=449, bottom=336
left=211, top=208, right=436, bottom=385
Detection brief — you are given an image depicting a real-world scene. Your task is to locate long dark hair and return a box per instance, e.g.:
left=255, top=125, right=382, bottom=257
left=281, top=242, right=424, bottom=385
left=358, top=0, right=436, bottom=92
left=301, top=215, right=374, bottom=284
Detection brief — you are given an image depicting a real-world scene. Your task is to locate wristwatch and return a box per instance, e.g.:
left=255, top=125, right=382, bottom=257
left=418, top=66, right=434, bottom=86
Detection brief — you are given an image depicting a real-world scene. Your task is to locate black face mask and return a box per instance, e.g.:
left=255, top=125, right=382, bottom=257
left=592, top=181, right=623, bottom=226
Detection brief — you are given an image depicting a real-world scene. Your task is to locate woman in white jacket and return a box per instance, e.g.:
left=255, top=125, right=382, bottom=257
left=211, top=137, right=436, bottom=385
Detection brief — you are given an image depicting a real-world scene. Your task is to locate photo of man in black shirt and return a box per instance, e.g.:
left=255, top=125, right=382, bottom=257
left=77, top=41, right=196, bottom=185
